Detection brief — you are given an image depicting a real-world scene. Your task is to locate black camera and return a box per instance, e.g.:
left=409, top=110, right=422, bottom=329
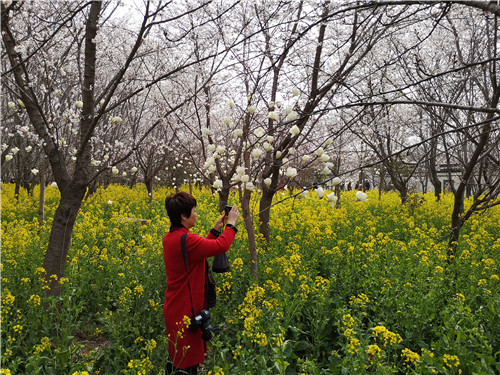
left=189, top=309, right=216, bottom=341
left=224, top=205, right=232, bottom=216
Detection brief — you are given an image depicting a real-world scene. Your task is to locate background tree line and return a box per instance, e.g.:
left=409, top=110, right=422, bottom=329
left=2, top=0, right=499, bottom=290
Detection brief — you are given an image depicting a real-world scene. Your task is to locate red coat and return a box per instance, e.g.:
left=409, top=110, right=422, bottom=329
left=163, top=226, right=236, bottom=369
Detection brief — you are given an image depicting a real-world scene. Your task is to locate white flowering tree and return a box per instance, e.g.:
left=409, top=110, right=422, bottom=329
left=252, top=1, right=425, bottom=239
left=1, top=59, right=49, bottom=200
left=1, top=0, right=235, bottom=296
left=397, top=6, right=500, bottom=207
left=416, top=8, right=500, bottom=257
left=3, top=0, right=499, bottom=289
left=344, top=3, right=500, bottom=257
left=251, top=0, right=500, bottom=239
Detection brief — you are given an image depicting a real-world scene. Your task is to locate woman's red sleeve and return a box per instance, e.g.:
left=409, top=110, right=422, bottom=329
left=186, top=228, right=236, bottom=262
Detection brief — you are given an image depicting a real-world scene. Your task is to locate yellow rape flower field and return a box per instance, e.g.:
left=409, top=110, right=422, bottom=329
left=1, top=184, right=499, bottom=374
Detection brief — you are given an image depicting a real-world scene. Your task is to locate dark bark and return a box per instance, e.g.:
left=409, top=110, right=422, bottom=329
left=447, top=122, right=496, bottom=257
left=84, top=180, right=99, bottom=200
left=378, top=168, right=386, bottom=200
left=399, top=185, right=408, bottom=204
left=128, top=174, right=138, bottom=189
left=41, top=1, right=102, bottom=294
left=2, top=1, right=102, bottom=298
left=428, top=136, right=442, bottom=201
left=447, top=91, right=500, bottom=257
left=258, top=187, right=274, bottom=242
left=43, top=184, right=86, bottom=295
left=240, top=188, right=258, bottom=281
left=335, top=184, right=341, bottom=209
left=145, top=177, right=154, bottom=204
left=217, top=185, right=230, bottom=213
left=38, top=161, right=47, bottom=226
left=14, top=180, right=20, bottom=201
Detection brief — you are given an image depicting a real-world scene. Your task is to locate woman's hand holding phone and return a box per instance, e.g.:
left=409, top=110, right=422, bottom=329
left=226, top=205, right=239, bottom=226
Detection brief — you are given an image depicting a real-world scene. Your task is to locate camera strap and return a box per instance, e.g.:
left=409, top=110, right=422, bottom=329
left=180, top=233, right=196, bottom=319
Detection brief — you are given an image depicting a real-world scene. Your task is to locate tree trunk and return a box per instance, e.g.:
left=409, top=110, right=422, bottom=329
left=145, top=177, right=154, bottom=204
left=218, top=186, right=230, bottom=213
left=429, top=138, right=442, bottom=201
left=447, top=87, right=499, bottom=257
left=14, top=180, right=20, bottom=201
left=387, top=169, right=408, bottom=205
left=38, top=166, right=46, bottom=226
left=400, top=186, right=408, bottom=204
left=335, top=184, right=341, bottom=208
left=240, top=188, right=258, bottom=281
left=41, top=0, right=102, bottom=296
left=258, top=187, right=274, bottom=242
left=378, top=168, right=386, bottom=200
left=43, top=187, right=86, bottom=295
left=129, top=174, right=137, bottom=189
left=84, top=180, right=98, bottom=200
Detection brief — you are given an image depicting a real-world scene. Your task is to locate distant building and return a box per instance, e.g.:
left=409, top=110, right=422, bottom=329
left=436, top=164, right=462, bottom=191
left=390, top=163, right=463, bottom=193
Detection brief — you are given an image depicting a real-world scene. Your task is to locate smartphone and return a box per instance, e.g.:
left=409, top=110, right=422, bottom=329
left=224, top=205, right=232, bottom=216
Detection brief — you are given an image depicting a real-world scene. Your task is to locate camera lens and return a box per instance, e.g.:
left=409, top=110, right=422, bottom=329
left=202, top=321, right=215, bottom=341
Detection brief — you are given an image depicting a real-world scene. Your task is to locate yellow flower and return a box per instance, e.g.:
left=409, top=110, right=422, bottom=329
left=145, top=338, right=157, bottom=352
left=347, top=337, right=361, bottom=354
left=443, top=354, right=460, bottom=368
left=372, top=325, right=402, bottom=346
left=27, top=294, right=41, bottom=306
left=482, top=258, right=495, bottom=268
left=422, top=348, right=435, bottom=358
left=402, top=348, right=420, bottom=366
left=299, top=282, right=310, bottom=301
left=349, top=293, right=369, bottom=308
left=232, top=257, right=244, bottom=272
left=368, top=344, right=381, bottom=361
left=253, top=332, right=268, bottom=347
left=208, top=367, right=225, bottom=375
left=33, top=337, right=51, bottom=354
left=34, top=267, right=46, bottom=274
left=133, top=285, right=144, bottom=297
left=2, top=289, right=15, bottom=305
left=342, top=314, right=355, bottom=328
left=343, top=328, right=355, bottom=338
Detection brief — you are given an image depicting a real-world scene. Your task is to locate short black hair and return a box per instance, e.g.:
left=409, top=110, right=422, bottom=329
left=165, top=192, right=197, bottom=227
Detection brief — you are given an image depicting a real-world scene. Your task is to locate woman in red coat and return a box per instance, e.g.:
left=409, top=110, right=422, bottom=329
left=163, top=192, right=239, bottom=374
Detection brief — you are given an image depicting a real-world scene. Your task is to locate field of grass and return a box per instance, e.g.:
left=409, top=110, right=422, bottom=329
left=1, top=184, right=499, bottom=374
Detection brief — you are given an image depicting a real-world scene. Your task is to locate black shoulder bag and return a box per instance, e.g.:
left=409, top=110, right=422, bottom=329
left=181, top=233, right=216, bottom=309
left=210, top=228, right=230, bottom=273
